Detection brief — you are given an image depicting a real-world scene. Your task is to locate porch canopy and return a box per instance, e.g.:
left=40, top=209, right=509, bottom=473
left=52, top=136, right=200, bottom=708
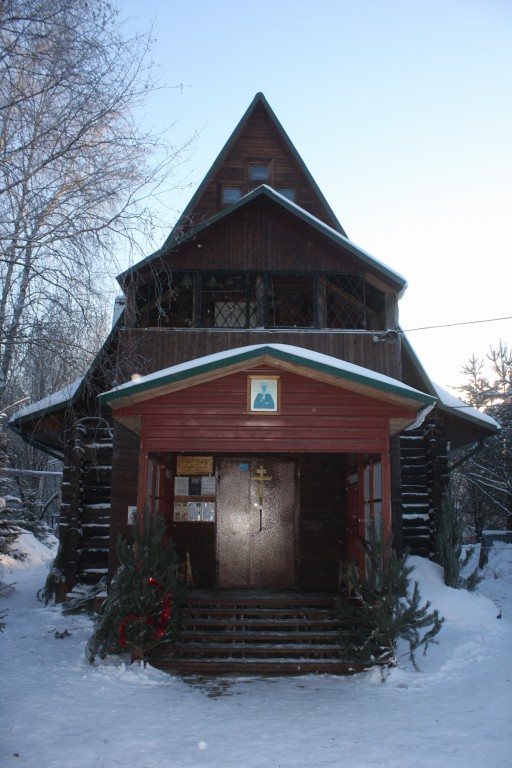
left=100, top=343, right=436, bottom=454
left=101, top=344, right=437, bottom=587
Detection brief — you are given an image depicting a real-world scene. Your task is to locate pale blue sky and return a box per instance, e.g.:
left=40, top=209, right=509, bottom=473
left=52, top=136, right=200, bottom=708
left=121, top=0, right=511, bottom=390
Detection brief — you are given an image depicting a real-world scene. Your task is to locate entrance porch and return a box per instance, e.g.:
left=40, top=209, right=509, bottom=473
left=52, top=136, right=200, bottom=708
left=147, top=589, right=373, bottom=676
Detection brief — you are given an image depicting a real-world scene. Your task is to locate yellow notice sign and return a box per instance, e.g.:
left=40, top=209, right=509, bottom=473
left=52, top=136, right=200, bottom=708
left=176, top=456, right=214, bottom=476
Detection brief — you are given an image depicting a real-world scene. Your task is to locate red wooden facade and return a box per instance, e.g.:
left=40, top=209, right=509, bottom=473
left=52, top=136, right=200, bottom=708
left=106, top=353, right=423, bottom=588
left=118, top=368, right=415, bottom=455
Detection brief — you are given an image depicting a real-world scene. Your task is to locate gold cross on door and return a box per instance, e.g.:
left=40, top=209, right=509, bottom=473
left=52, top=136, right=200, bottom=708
left=251, top=465, right=273, bottom=505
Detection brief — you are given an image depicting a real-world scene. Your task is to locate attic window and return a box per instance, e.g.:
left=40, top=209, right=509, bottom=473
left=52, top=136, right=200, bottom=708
left=276, top=187, right=296, bottom=202
left=248, top=163, right=270, bottom=182
left=222, top=186, right=243, bottom=204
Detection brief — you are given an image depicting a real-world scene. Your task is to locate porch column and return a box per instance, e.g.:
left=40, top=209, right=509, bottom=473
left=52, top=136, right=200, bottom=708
left=381, top=449, right=392, bottom=536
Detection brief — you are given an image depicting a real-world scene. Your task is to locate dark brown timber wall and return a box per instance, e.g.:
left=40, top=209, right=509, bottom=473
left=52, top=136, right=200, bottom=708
left=298, top=454, right=345, bottom=589
left=118, top=328, right=402, bottom=384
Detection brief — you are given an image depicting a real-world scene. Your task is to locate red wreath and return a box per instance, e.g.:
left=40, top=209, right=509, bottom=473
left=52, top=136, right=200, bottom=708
left=118, top=577, right=172, bottom=648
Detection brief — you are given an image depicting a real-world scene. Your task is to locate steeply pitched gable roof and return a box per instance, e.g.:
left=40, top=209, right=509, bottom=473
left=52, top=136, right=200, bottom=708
left=167, top=92, right=347, bottom=242
left=118, top=185, right=407, bottom=293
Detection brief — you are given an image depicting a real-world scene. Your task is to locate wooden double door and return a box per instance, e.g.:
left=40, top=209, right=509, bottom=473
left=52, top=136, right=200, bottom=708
left=216, top=458, right=298, bottom=588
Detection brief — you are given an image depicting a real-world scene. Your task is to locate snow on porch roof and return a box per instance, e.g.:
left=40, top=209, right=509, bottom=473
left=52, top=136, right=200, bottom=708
left=99, top=343, right=436, bottom=410
left=431, top=381, right=501, bottom=432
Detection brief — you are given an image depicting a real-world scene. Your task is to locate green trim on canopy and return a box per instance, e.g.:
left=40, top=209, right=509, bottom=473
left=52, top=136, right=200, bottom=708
left=100, top=343, right=435, bottom=409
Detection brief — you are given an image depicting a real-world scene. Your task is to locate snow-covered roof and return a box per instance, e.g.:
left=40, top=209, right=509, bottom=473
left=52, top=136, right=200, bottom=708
left=100, top=343, right=435, bottom=410
left=9, top=378, right=83, bottom=425
left=118, top=185, right=407, bottom=295
left=432, top=382, right=501, bottom=431
left=399, top=332, right=500, bottom=438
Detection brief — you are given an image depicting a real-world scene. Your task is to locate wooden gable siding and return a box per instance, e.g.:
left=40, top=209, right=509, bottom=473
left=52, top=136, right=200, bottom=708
left=117, top=327, right=402, bottom=386
left=115, top=368, right=417, bottom=454
left=152, top=199, right=394, bottom=291
left=184, top=101, right=337, bottom=229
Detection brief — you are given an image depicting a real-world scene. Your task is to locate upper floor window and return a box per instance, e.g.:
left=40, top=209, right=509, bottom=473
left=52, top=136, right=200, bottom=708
left=248, top=162, right=271, bottom=182
left=325, top=274, right=366, bottom=329
left=276, top=187, right=296, bottom=202
left=221, top=186, right=243, bottom=205
left=136, top=271, right=381, bottom=331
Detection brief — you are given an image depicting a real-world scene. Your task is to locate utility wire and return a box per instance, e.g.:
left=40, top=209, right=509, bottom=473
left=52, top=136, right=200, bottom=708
left=404, top=316, right=512, bottom=332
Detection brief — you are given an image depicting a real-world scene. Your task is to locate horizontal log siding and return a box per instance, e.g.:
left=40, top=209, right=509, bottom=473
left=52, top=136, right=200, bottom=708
left=189, top=102, right=337, bottom=228
left=118, top=328, right=402, bottom=384
left=108, top=423, right=140, bottom=577
left=119, top=369, right=416, bottom=455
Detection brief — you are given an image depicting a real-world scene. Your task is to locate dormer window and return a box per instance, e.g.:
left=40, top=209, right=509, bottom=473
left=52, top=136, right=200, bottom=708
left=248, top=162, right=271, bottom=182
left=222, top=186, right=243, bottom=205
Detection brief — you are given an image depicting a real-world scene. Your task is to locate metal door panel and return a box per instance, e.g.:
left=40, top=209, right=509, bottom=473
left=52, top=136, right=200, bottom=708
left=217, top=458, right=297, bottom=588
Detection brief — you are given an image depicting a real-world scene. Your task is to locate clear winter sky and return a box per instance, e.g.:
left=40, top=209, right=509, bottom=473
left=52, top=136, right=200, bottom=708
left=120, top=0, right=511, bottom=392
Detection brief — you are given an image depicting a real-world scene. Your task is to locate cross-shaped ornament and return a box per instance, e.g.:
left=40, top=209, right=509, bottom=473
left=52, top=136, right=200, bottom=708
left=251, top=465, right=272, bottom=505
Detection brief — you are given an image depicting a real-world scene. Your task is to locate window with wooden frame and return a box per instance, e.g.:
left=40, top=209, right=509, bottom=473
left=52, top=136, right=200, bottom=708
left=248, top=161, right=271, bottom=182
left=135, top=270, right=380, bottom=332
left=200, top=273, right=257, bottom=328
left=275, top=187, right=297, bottom=202
left=265, top=273, right=315, bottom=328
left=221, top=185, right=243, bottom=205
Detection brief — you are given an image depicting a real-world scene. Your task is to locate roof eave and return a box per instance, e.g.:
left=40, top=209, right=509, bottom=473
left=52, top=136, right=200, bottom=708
left=100, top=344, right=435, bottom=411
left=118, top=185, right=406, bottom=292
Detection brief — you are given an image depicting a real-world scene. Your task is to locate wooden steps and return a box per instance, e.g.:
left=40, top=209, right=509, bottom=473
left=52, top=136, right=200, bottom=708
left=148, top=591, right=366, bottom=676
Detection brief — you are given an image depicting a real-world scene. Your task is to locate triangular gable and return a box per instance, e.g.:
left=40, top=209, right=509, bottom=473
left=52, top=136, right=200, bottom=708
left=100, top=343, right=435, bottom=414
left=117, top=185, right=407, bottom=293
left=168, top=92, right=346, bottom=238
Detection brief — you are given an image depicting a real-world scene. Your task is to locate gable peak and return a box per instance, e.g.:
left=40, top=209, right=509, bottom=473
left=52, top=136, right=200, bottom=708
left=171, top=93, right=346, bottom=239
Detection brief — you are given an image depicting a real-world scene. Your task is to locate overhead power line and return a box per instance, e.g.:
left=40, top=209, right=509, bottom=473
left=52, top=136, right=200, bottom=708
left=404, top=316, right=512, bottom=333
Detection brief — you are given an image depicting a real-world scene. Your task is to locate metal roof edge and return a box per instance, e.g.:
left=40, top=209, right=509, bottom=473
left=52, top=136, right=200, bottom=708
left=9, top=312, right=123, bottom=429
left=118, top=185, right=406, bottom=290
left=100, top=343, right=435, bottom=408
left=400, top=333, right=500, bottom=433
left=8, top=377, right=86, bottom=428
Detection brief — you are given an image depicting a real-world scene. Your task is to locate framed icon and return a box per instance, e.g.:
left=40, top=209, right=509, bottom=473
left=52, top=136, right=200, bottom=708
left=247, top=375, right=280, bottom=413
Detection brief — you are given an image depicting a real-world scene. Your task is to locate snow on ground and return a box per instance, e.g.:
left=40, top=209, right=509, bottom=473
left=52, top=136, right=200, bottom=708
left=1, top=535, right=511, bottom=768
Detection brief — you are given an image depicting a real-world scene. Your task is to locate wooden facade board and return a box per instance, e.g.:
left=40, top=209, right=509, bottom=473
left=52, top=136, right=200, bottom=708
left=118, top=328, right=402, bottom=385
left=184, top=100, right=337, bottom=229
left=108, top=369, right=421, bottom=455
left=145, top=199, right=388, bottom=285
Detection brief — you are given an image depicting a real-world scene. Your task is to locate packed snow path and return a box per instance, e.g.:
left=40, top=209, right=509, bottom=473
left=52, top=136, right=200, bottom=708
left=1, top=535, right=511, bottom=768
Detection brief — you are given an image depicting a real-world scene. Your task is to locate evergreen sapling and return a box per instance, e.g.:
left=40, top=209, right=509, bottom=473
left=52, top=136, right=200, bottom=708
left=338, top=520, right=444, bottom=671
left=86, top=508, right=184, bottom=664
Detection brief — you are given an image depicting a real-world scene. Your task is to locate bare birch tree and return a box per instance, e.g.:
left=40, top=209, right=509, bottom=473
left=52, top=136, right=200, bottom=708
left=0, top=0, right=191, bottom=537
left=0, top=0, right=189, bottom=409
left=451, top=342, right=512, bottom=538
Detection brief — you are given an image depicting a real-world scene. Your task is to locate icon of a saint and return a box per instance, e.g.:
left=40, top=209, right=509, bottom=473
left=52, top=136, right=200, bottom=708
left=253, top=381, right=275, bottom=410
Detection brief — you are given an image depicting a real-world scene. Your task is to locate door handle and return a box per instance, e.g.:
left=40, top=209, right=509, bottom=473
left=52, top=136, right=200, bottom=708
left=254, top=506, right=263, bottom=534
